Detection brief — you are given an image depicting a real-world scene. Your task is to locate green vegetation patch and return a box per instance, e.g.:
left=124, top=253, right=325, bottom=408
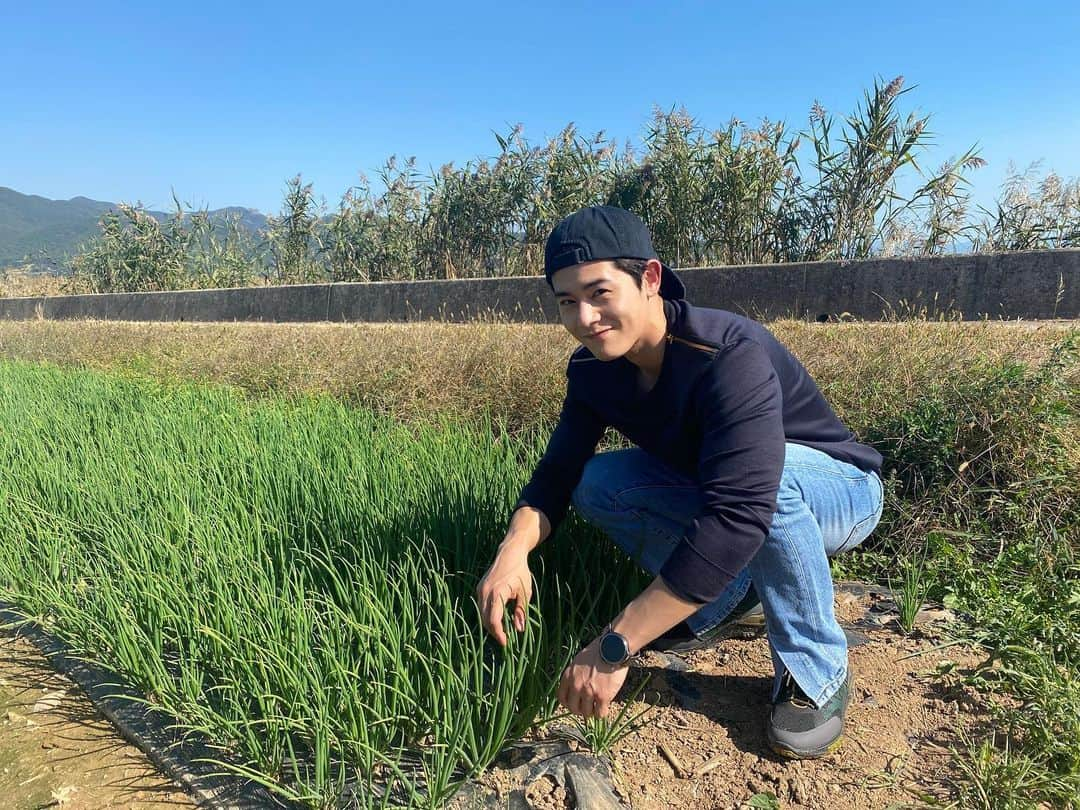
left=0, top=323, right=1075, bottom=807
left=0, top=362, right=644, bottom=807
left=833, top=334, right=1080, bottom=808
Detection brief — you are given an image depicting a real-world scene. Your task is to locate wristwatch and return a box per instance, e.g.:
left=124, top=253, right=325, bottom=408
left=598, top=626, right=633, bottom=666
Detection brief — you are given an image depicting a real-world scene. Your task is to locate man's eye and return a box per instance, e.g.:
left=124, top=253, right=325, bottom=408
left=594, top=290, right=609, bottom=297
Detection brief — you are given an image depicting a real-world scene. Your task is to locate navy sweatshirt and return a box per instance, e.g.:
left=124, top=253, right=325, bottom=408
left=515, top=298, right=883, bottom=605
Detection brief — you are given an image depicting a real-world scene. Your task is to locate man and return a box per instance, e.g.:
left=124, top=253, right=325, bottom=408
left=476, top=205, right=883, bottom=759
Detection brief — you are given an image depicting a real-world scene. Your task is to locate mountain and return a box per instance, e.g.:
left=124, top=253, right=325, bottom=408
left=0, top=187, right=269, bottom=269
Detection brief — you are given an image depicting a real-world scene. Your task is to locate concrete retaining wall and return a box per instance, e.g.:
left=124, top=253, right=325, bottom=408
left=2, top=249, right=1077, bottom=323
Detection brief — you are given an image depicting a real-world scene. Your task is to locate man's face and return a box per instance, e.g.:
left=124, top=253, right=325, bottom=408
left=551, top=260, right=654, bottom=360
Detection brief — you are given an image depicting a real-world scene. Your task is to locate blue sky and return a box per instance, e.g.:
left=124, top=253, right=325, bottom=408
left=3, top=1, right=1078, bottom=215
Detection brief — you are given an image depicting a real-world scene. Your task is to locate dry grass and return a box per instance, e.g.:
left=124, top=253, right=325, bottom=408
left=0, top=319, right=572, bottom=429
left=0, top=318, right=1074, bottom=435
left=0, top=267, right=70, bottom=298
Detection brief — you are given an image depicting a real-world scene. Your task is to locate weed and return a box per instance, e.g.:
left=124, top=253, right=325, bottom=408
left=547, top=673, right=655, bottom=759
left=890, top=543, right=932, bottom=633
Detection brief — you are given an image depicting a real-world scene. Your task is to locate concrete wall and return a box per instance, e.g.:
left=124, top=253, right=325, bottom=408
left=2, top=249, right=1077, bottom=323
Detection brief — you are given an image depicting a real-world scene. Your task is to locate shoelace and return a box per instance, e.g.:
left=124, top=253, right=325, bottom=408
left=780, top=673, right=815, bottom=708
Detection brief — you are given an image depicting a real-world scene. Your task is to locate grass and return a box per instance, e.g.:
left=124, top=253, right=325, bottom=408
left=0, top=317, right=1071, bottom=435
left=891, top=543, right=932, bottom=633
left=0, top=362, right=649, bottom=807
left=0, top=317, right=1075, bottom=807
left=547, top=673, right=656, bottom=759
left=0, top=265, right=68, bottom=297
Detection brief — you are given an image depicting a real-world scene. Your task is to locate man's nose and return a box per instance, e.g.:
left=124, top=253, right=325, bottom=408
left=573, top=302, right=600, bottom=330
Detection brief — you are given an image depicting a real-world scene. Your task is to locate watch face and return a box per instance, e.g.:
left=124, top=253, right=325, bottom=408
left=600, top=632, right=629, bottom=664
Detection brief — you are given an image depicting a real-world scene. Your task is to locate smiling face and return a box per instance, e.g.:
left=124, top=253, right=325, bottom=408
left=551, top=259, right=665, bottom=361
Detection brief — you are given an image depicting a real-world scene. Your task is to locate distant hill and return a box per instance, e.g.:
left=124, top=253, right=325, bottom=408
left=0, top=187, right=268, bottom=269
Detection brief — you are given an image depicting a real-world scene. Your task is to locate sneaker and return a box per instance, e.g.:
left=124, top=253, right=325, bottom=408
left=646, top=585, right=765, bottom=653
left=767, top=671, right=852, bottom=759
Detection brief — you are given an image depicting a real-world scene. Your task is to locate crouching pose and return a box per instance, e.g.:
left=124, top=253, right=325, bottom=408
left=477, top=205, right=883, bottom=758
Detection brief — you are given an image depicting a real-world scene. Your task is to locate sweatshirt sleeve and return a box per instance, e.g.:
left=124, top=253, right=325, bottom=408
left=659, top=338, right=786, bottom=604
left=513, top=373, right=607, bottom=535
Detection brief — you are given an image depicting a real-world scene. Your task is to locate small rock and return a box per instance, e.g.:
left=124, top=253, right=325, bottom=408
left=842, top=627, right=872, bottom=647
left=33, top=690, right=66, bottom=714
left=50, top=786, right=77, bottom=805
left=791, top=775, right=811, bottom=805
left=915, top=607, right=956, bottom=625
left=837, top=592, right=861, bottom=608
left=870, top=598, right=898, bottom=614
left=657, top=653, right=690, bottom=672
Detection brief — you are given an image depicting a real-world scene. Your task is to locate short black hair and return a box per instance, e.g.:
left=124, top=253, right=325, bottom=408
left=547, top=257, right=648, bottom=294
left=612, top=258, right=647, bottom=289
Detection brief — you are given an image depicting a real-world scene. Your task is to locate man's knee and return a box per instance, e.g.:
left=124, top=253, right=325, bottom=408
left=773, top=471, right=805, bottom=514
left=571, top=453, right=619, bottom=520
left=764, top=474, right=816, bottom=546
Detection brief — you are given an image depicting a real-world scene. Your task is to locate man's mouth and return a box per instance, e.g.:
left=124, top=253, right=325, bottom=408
left=586, top=328, right=612, bottom=339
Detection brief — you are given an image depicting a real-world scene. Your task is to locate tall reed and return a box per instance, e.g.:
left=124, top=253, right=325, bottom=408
left=69, top=76, right=1078, bottom=294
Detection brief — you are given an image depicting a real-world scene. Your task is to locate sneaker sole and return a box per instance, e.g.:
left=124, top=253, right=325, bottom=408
left=767, top=732, right=844, bottom=760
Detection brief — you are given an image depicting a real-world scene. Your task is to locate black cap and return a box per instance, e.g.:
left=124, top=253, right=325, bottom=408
left=544, top=205, right=686, bottom=300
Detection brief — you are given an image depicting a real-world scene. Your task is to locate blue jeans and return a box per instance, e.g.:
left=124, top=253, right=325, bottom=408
left=570, top=442, right=884, bottom=707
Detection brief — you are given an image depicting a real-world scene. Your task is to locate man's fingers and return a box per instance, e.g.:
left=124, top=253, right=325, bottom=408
left=578, top=689, right=597, bottom=719
left=557, top=668, right=570, bottom=711
left=485, top=593, right=506, bottom=646
left=478, top=571, right=535, bottom=644
left=569, top=689, right=583, bottom=717
left=562, top=676, right=594, bottom=719
left=593, top=696, right=609, bottom=719
left=514, top=580, right=533, bottom=630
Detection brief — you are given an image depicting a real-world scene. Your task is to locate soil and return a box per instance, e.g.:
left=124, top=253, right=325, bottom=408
left=471, top=584, right=993, bottom=810
left=0, top=633, right=193, bottom=809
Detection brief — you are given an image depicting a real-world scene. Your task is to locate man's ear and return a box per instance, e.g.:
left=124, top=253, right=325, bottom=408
left=643, top=259, right=663, bottom=296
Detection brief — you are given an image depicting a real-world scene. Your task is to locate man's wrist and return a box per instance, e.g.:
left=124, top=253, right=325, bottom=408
left=598, top=625, right=634, bottom=666
left=609, top=576, right=705, bottom=654
left=498, top=533, right=535, bottom=556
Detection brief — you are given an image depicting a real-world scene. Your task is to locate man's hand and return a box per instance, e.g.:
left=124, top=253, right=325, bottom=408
left=476, top=547, right=533, bottom=646
left=557, top=637, right=630, bottom=719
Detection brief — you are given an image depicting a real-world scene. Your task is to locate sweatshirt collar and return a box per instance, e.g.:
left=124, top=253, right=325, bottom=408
left=663, top=297, right=683, bottom=335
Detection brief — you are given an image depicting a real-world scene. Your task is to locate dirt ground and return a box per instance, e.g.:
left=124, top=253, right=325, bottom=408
left=0, top=634, right=193, bottom=810
left=476, top=584, right=991, bottom=810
